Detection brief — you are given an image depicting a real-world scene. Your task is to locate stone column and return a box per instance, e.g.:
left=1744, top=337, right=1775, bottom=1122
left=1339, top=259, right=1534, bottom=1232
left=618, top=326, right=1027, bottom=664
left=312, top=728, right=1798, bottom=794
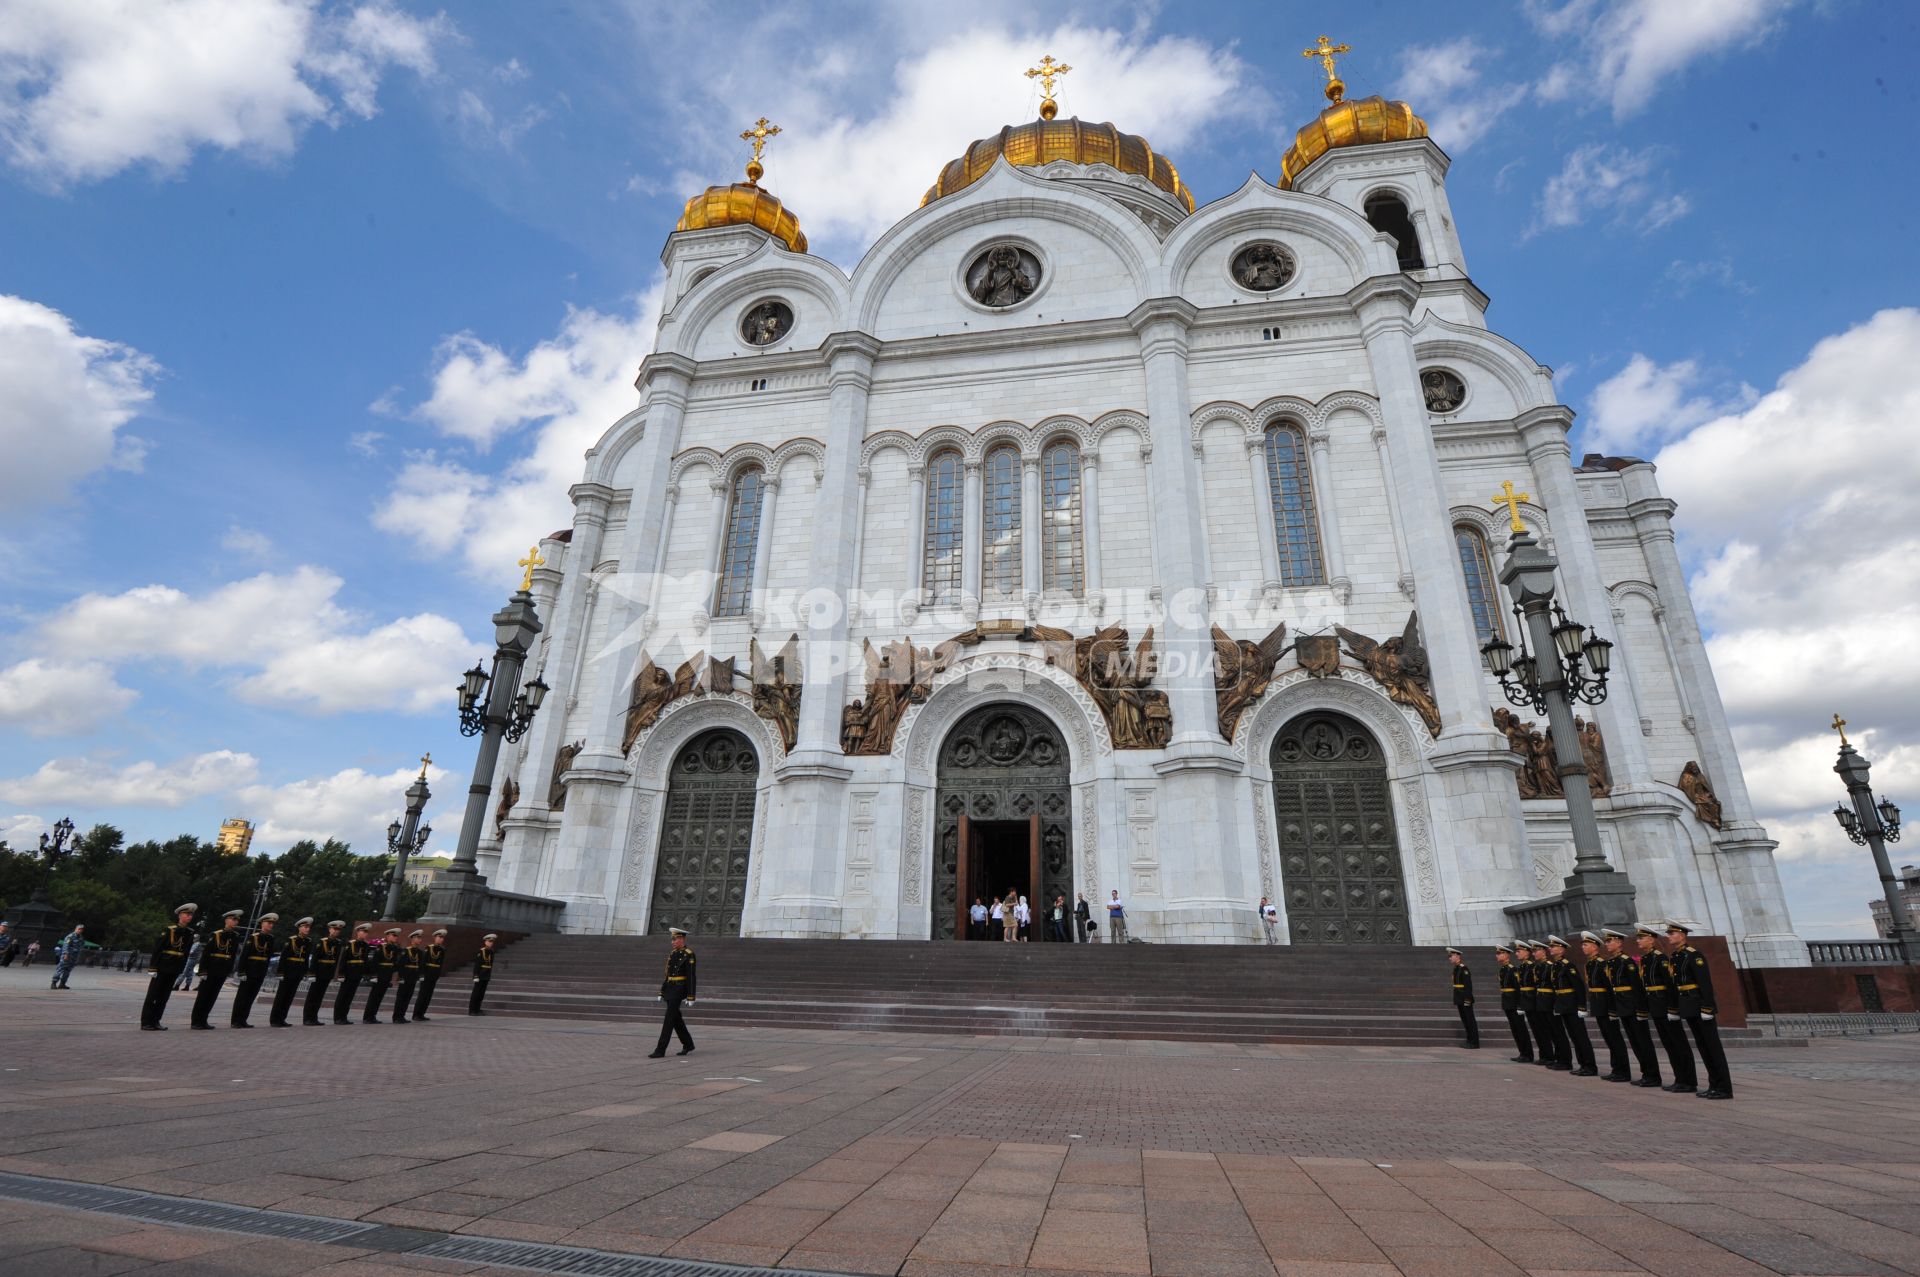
left=1370, top=425, right=1415, bottom=598
left=961, top=459, right=983, bottom=614
left=1245, top=436, right=1284, bottom=594
left=1080, top=452, right=1103, bottom=603
left=748, top=471, right=781, bottom=625
left=1306, top=429, right=1352, bottom=603
left=848, top=465, right=871, bottom=624
left=904, top=463, right=926, bottom=611
left=1021, top=455, right=1042, bottom=605
left=699, top=475, right=730, bottom=606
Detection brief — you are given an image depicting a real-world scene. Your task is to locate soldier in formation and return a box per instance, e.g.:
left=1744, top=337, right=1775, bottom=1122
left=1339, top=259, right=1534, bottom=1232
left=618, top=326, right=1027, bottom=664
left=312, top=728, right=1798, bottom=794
left=229, top=912, right=279, bottom=1028
left=1579, top=930, right=1631, bottom=1082
left=1493, top=943, right=1532, bottom=1062
left=141, top=904, right=199, bottom=1030
left=1446, top=947, right=1478, bottom=1048
left=468, top=933, right=497, bottom=1014
left=392, top=930, right=426, bottom=1022
left=304, top=921, right=345, bottom=1025
left=649, top=927, right=697, bottom=1058
left=269, top=917, right=313, bottom=1027
left=362, top=927, right=402, bottom=1022
left=414, top=929, right=447, bottom=1019
left=190, top=910, right=244, bottom=1030
left=333, top=922, right=373, bottom=1023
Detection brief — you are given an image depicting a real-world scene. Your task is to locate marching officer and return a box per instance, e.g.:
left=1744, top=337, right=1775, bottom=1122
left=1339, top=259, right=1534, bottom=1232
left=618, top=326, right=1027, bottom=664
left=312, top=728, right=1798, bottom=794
left=268, top=917, right=314, bottom=1027
left=1494, top=943, right=1533, bottom=1062
left=1636, top=923, right=1698, bottom=1092
left=1446, top=947, right=1478, bottom=1048
left=1580, top=931, right=1631, bottom=1082
left=1666, top=920, right=1733, bottom=1098
left=230, top=913, right=279, bottom=1028
left=1546, top=935, right=1597, bottom=1076
left=141, top=903, right=198, bottom=1030
left=468, top=933, right=497, bottom=1015
left=304, top=921, right=344, bottom=1025
left=333, top=922, right=373, bottom=1023
left=1604, top=928, right=1662, bottom=1087
left=1528, top=941, right=1563, bottom=1069
left=191, top=909, right=244, bottom=1029
left=413, top=929, right=447, bottom=1020
left=392, top=930, right=426, bottom=1022
left=649, top=927, right=697, bottom=1058
left=362, top=927, right=402, bottom=1022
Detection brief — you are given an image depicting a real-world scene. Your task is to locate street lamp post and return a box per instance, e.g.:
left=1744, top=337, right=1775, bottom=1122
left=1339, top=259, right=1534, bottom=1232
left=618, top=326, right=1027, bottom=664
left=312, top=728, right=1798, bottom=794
left=3, top=817, right=76, bottom=950
left=1830, top=715, right=1913, bottom=963
left=382, top=755, right=433, bottom=920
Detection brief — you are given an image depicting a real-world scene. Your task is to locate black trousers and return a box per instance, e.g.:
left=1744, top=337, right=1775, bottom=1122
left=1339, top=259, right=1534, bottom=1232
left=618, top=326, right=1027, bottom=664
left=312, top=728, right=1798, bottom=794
left=1530, top=1007, right=1560, bottom=1063
left=362, top=975, right=393, bottom=1022
left=1623, top=1014, right=1662, bottom=1081
left=332, top=970, right=363, bottom=1022
left=230, top=972, right=267, bottom=1025
left=1685, top=1014, right=1732, bottom=1094
left=414, top=974, right=440, bottom=1017
left=1655, top=1014, right=1699, bottom=1087
left=1456, top=1002, right=1479, bottom=1045
left=1558, top=1011, right=1597, bottom=1070
left=468, top=972, right=490, bottom=1013
left=142, top=970, right=179, bottom=1027
left=392, top=976, right=419, bottom=1021
left=654, top=994, right=693, bottom=1053
left=1503, top=1007, right=1533, bottom=1059
left=268, top=975, right=303, bottom=1026
left=190, top=965, right=231, bottom=1026
left=1596, top=1013, right=1631, bottom=1075
left=304, top=974, right=333, bottom=1024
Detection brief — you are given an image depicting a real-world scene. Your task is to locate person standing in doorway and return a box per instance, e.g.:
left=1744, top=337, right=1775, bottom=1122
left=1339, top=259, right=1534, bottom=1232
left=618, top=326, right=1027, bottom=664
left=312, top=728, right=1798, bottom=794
left=1001, top=891, right=1019, bottom=942
left=468, top=933, right=497, bottom=1014
left=1258, top=898, right=1279, bottom=945
left=1074, top=893, right=1091, bottom=942
left=1014, top=895, right=1031, bottom=942
left=50, top=924, right=86, bottom=989
left=989, top=896, right=1004, bottom=940
left=1049, top=894, right=1068, bottom=942
left=1106, top=890, right=1128, bottom=944
left=969, top=898, right=988, bottom=941
left=1447, top=947, right=1479, bottom=1049
left=649, top=928, right=696, bottom=1057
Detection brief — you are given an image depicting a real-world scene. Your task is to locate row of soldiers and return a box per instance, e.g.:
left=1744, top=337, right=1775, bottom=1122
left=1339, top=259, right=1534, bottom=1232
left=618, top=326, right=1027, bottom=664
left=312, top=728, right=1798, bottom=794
left=1451, top=919, right=1732, bottom=1098
left=139, top=904, right=499, bottom=1031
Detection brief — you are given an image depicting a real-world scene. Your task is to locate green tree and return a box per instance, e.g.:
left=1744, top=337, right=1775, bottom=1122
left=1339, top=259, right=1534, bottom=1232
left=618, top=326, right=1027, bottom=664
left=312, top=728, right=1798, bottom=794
left=49, top=877, right=131, bottom=945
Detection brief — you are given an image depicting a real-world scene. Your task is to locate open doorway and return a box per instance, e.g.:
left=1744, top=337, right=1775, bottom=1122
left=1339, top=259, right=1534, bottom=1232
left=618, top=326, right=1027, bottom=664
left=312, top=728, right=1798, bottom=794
left=932, top=703, right=1073, bottom=940
left=958, top=816, right=1038, bottom=938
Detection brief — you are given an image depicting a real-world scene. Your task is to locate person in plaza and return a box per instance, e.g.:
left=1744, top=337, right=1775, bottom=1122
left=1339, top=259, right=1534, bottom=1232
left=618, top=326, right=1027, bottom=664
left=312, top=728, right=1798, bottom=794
left=1546, top=935, right=1596, bottom=1075
left=1014, top=894, right=1031, bottom=941
left=50, top=923, right=86, bottom=989
left=191, top=909, right=244, bottom=1030
left=229, top=913, right=279, bottom=1028
left=333, top=922, right=373, bottom=1023
left=1580, top=931, right=1631, bottom=1082
left=1447, top=947, right=1478, bottom=1048
left=1635, top=924, right=1697, bottom=1093
left=268, top=917, right=314, bottom=1028
left=304, top=921, right=344, bottom=1025
left=1000, top=891, right=1018, bottom=942
left=648, top=927, right=697, bottom=1058
left=468, top=933, right=497, bottom=1014
left=391, top=930, right=426, bottom=1022
left=969, top=898, right=988, bottom=941
left=0, top=921, right=11, bottom=965
left=988, top=895, right=1004, bottom=939
left=1074, top=892, right=1091, bottom=942
left=1106, top=889, right=1128, bottom=944
left=1494, top=943, right=1532, bottom=1062
left=1258, top=897, right=1280, bottom=944
left=1666, top=920, right=1732, bottom=1099
left=24, top=940, right=39, bottom=965
left=173, top=935, right=202, bottom=990
left=1603, top=929, right=1662, bottom=1087
left=1522, top=941, right=1556, bottom=1067
left=1049, top=893, right=1069, bottom=942
left=413, top=929, right=447, bottom=1020
left=361, top=927, right=402, bottom=1023
left=141, top=904, right=198, bottom=1031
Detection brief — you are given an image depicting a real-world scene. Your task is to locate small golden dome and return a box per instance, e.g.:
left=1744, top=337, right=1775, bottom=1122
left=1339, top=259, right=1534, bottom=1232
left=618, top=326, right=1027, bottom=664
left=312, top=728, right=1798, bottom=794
left=1279, top=94, right=1428, bottom=190
left=675, top=181, right=807, bottom=253
left=922, top=116, right=1194, bottom=213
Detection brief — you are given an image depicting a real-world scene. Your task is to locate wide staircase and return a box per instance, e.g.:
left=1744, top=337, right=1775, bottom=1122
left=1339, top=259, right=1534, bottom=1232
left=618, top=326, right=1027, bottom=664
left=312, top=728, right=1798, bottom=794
left=483, top=935, right=1783, bottom=1048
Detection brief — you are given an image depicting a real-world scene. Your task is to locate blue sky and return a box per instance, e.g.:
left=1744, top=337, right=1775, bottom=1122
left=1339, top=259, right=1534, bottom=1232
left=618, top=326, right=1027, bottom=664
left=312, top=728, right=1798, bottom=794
left=1, top=0, right=1914, bottom=936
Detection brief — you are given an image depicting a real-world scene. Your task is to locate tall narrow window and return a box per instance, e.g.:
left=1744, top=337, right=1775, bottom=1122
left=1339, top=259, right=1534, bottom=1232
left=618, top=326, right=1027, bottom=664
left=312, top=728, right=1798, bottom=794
left=713, top=466, right=763, bottom=618
left=1455, top=524, right=1505, bottom=645
left=1263, top=422, right=1325, bottom=586
left=922, top=449, right=964, bottom=603
left=1364, top=193, right=1425, bottom=271
left=1040, top=440, right=1084, bottom=596
left=981, top=444, right=1022, bottom=596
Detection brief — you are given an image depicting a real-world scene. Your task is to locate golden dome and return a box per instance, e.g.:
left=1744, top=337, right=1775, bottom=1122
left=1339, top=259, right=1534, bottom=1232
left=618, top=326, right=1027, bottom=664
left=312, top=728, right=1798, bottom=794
left=921, top=116, right=1195, bottom=213
left=675, top=181, right=807, bottom=253
left=1279, top=94, right=1428, bottom=190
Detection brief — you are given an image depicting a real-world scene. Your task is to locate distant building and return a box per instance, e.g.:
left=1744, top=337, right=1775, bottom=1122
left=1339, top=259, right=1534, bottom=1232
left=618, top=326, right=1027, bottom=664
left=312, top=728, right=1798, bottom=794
left=216, top=818, right=254, bottom=856
left=1869, top=866, right=1920, bottom=938
left=403, top=856, right=451, bottom=890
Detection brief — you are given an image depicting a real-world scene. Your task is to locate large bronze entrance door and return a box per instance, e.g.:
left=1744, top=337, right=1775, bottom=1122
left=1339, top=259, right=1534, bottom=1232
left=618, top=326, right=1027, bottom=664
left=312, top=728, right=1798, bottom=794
left=934, top=704, right=1072, bottom=940
left=1269, top=711, right=1409, bottom=945
left=650, top=728, right=758, bottom=936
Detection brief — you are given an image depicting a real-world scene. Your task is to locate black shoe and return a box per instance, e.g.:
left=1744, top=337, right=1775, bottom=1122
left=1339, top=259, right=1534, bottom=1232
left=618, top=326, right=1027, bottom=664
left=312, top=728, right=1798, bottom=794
left=1572, top=1067, right=1598, bottom=1077
left=332, top=1019, right=349, bottom=1025
left=1511, top=1056, right=1533, bottom=1063
left=414, top=1015, right=430, bottom=1021
left=1632, top=1078, right=1662, bottom=1088
left=139, top=1024, right=157, bottom=1031
left=190, top=1023, right=213, bottom=1030
left=232, top=1022, right=252, bottom=1029
left=268, top=1021, right=288, bottom=1028
left=1547, top=1062, right=1572, bottom=1071
left=647, top=1050, right=666, bottom=1058
left=678, top=1045, right=695, bottom=1055
left=151, top=1024, right=167, bottom=1031
left=303, top=1019, right=321, bottom=1026
left=1603, top=1073, right=1631, bottom=1083
left=392, top=1017, right=408, bottom=1023
left=474, top=1009, right=487, bottom=1016
left=1699, top=1089, right=1733, bottom=1100
left=1660, top=1082, right=1686, bottom=1092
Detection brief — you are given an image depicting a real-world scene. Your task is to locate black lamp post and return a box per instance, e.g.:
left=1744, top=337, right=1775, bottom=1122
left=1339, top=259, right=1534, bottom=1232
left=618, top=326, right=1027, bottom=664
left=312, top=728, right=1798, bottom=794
left=382, top=755, right=433, bottom=920
left=1831, top=715, right=1913, bottom=962
left=3, top=817, right=75, bottom=950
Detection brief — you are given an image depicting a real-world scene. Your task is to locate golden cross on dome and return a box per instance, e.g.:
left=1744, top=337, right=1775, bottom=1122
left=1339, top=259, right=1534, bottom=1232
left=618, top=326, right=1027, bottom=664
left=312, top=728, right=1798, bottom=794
left=418, top=753, right=432, bottom=778
left=517, top=545, right=545, bottom=592
left=1025, top=54, right=1072, bottom=120
left=1832, top=713, right=1850, bottom=747
left=739, top=116, right=781, bottom=183
left=1491, top=480, right=1531, bottom=534
left=1302, top=34, right=1352, bottom=104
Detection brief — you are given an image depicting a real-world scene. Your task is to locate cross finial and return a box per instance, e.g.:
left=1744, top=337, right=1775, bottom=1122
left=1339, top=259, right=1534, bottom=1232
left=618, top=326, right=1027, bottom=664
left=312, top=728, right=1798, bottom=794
left=418, top=752, right=432, bottom=779
left=1302, top=34, right=1353, bottom=104
left=1491, top=480, right=1531, bottom=534
left=1025, top=54, right=1072, bottom=121
left=517, top=545, right=545, bottom=592
left=1832, top=713, right=1850, bottom=748
left=739, top=116, right=781, bottom=183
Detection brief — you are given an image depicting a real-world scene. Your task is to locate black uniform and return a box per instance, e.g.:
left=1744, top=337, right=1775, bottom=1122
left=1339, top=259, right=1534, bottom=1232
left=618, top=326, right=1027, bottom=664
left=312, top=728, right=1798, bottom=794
left=652, top=945, right=697, bottom=1055
left=141, top=923, right=194, bottom=1029
left=414, top=941, right=445, bottom=1019
left=362, top=940, right=399, bottom=1022
left=468, top=945, right=495, bottom=1014
left=1640, top=947, right=1698, bottom=1090
left=392, top=945, right=424, bottom=1022
left=304, top=934, right=342, bottom=1024
left=1552, top=953, right=1597, bottom=1074
left=333, top=935, right=372, bottom=1023
left=1497, top=960, right=1533, bottom=1061
left=191, top=926, right=242, bottom=1028
left=230, top=929, right=278, bottom=1027
left=1451, top=960, right=1478, bottom=1047
left=1671, top=942, right=1732, bottom=1096
left=268, top=932, right=312, bottom=1026
left=1522, top=955, right=1556, bottom=1066
left=1610, top=950, right=1663, bottom=1085
left=1585, top=953, right=1631, bottom=1079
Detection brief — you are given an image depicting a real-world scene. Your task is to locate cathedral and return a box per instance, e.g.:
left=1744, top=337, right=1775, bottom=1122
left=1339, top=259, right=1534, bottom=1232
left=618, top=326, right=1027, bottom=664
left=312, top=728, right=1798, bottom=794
left=477, top=48, right=1804, bottom=965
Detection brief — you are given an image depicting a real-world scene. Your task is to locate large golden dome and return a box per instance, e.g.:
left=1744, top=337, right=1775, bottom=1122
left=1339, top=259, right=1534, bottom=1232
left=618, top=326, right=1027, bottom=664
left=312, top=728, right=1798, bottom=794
left=1279, top=94, right=1428, bottom=190
left=921, top=116, right=1195, bottom=213
left=675, top=181, right=807, bottom=253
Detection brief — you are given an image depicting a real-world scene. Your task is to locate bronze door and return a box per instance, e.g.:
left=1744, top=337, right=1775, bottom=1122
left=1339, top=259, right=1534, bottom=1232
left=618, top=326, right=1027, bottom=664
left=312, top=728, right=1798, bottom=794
left=933, top=704, right=1072, bottom=940
left=1270, top=711, right=1409, bottom=945
left=650, top=729, right=758, bottom=936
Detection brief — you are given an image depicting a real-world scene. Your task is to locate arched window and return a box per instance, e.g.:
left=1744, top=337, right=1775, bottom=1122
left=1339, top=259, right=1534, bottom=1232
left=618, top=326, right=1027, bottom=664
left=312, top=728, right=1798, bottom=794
left=1263, top=422, right=1324, bottom=586
left=980, top=444, right=1022, bottom=596
left=1455, top=524, right=1505, bottom=645
left=1364, top=192, right=1426, bottom=271
left=712, top=466, right=763, bottom=618
left=1040, top=440, right=1083, bottom=596
left=922, top=449, right=964, bottom=603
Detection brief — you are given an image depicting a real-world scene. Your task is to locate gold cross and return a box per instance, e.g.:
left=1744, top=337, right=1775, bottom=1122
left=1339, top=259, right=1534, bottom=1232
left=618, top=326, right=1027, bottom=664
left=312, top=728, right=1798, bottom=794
left=1832, top=713, right=1850, bottom=747
left=418, top=752, right=432, bottom=778
left=1302, top=34, right=1352, bottom=103
left=517, top=545, right=545, bottom=592
left=1025, top=54, right=1071, bottom=119
left=739, top=116, right=780, bottom=182
left=1491, top=480, right=1531, bottom=534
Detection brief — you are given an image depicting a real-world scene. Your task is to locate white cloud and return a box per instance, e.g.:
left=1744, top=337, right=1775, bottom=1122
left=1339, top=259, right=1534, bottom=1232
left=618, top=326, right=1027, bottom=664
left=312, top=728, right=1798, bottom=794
left=0, top=659, right=136, bottom=736
left=0, top=750, right=258, bottom=808
left=0, top=0, right=449, bottom=185
left=0, top=294, right=159, bottom=511
left=0, top=811, right=44, bottom=848
left=348, top=428, right=386, bottom=456
left=1532, top=142, right=1687, bottom=235
left=238, top=760, right=458, bottom=851
left=1396, top=39, right=1511, bottom=154
left=235, top=612, right=475, bottom=714
left=1526, top=0, right=1799, bottom=118
left=1583, top=353, right=1744, bottom=455
left=221, top=525, right=274, bottom=560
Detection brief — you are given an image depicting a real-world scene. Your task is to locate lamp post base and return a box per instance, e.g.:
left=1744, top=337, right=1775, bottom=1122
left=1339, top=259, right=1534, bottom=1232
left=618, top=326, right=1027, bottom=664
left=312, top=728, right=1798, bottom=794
left=420, top=867, right=567, bottom=933
left=1557, top=867, right=1639, bottom=933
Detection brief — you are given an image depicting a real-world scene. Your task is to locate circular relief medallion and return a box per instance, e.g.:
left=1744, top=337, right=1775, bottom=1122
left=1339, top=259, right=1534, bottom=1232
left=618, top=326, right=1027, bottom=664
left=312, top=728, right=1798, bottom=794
left=1420, top=367, right=1467, bottom=414
left=740, top=299, right=793, bottom=346
left=1230, top=241, right=1297, bottom=292
left=964, top=244, right=1042, bottom=308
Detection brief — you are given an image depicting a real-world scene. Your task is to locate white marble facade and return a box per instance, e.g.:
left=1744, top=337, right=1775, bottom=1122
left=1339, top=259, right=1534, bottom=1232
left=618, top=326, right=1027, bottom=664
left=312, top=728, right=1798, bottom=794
left=480, top=126, right=1805, bottom=966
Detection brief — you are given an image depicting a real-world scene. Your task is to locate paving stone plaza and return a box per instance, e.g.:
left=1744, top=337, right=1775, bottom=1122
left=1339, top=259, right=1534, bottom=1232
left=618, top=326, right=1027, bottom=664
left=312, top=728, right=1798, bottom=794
left=5, top=967, right=1920, bottom=1277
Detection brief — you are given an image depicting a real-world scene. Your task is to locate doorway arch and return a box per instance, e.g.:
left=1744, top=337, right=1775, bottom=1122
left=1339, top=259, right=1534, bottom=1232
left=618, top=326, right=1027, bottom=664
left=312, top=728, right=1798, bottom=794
left=1270, top=710, right=1410, bottom=944
left=933, top=703, right=1073, bottom=940
left=650, top=727, right=758, bottom=936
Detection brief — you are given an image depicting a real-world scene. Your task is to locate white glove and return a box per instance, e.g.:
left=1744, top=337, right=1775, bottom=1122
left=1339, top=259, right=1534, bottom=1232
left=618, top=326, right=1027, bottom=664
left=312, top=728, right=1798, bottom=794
left=1666, top=1012, right=1679, bottom=1021
left=1701, top=1009, right=1715, bottom=1020
left=1577, top=1010, right=1589, bottom=1019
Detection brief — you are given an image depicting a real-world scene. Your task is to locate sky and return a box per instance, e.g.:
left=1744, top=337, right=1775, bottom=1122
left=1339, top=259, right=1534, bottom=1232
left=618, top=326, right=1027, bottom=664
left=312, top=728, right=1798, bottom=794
left=1, top=0, right=1915, bottom=938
